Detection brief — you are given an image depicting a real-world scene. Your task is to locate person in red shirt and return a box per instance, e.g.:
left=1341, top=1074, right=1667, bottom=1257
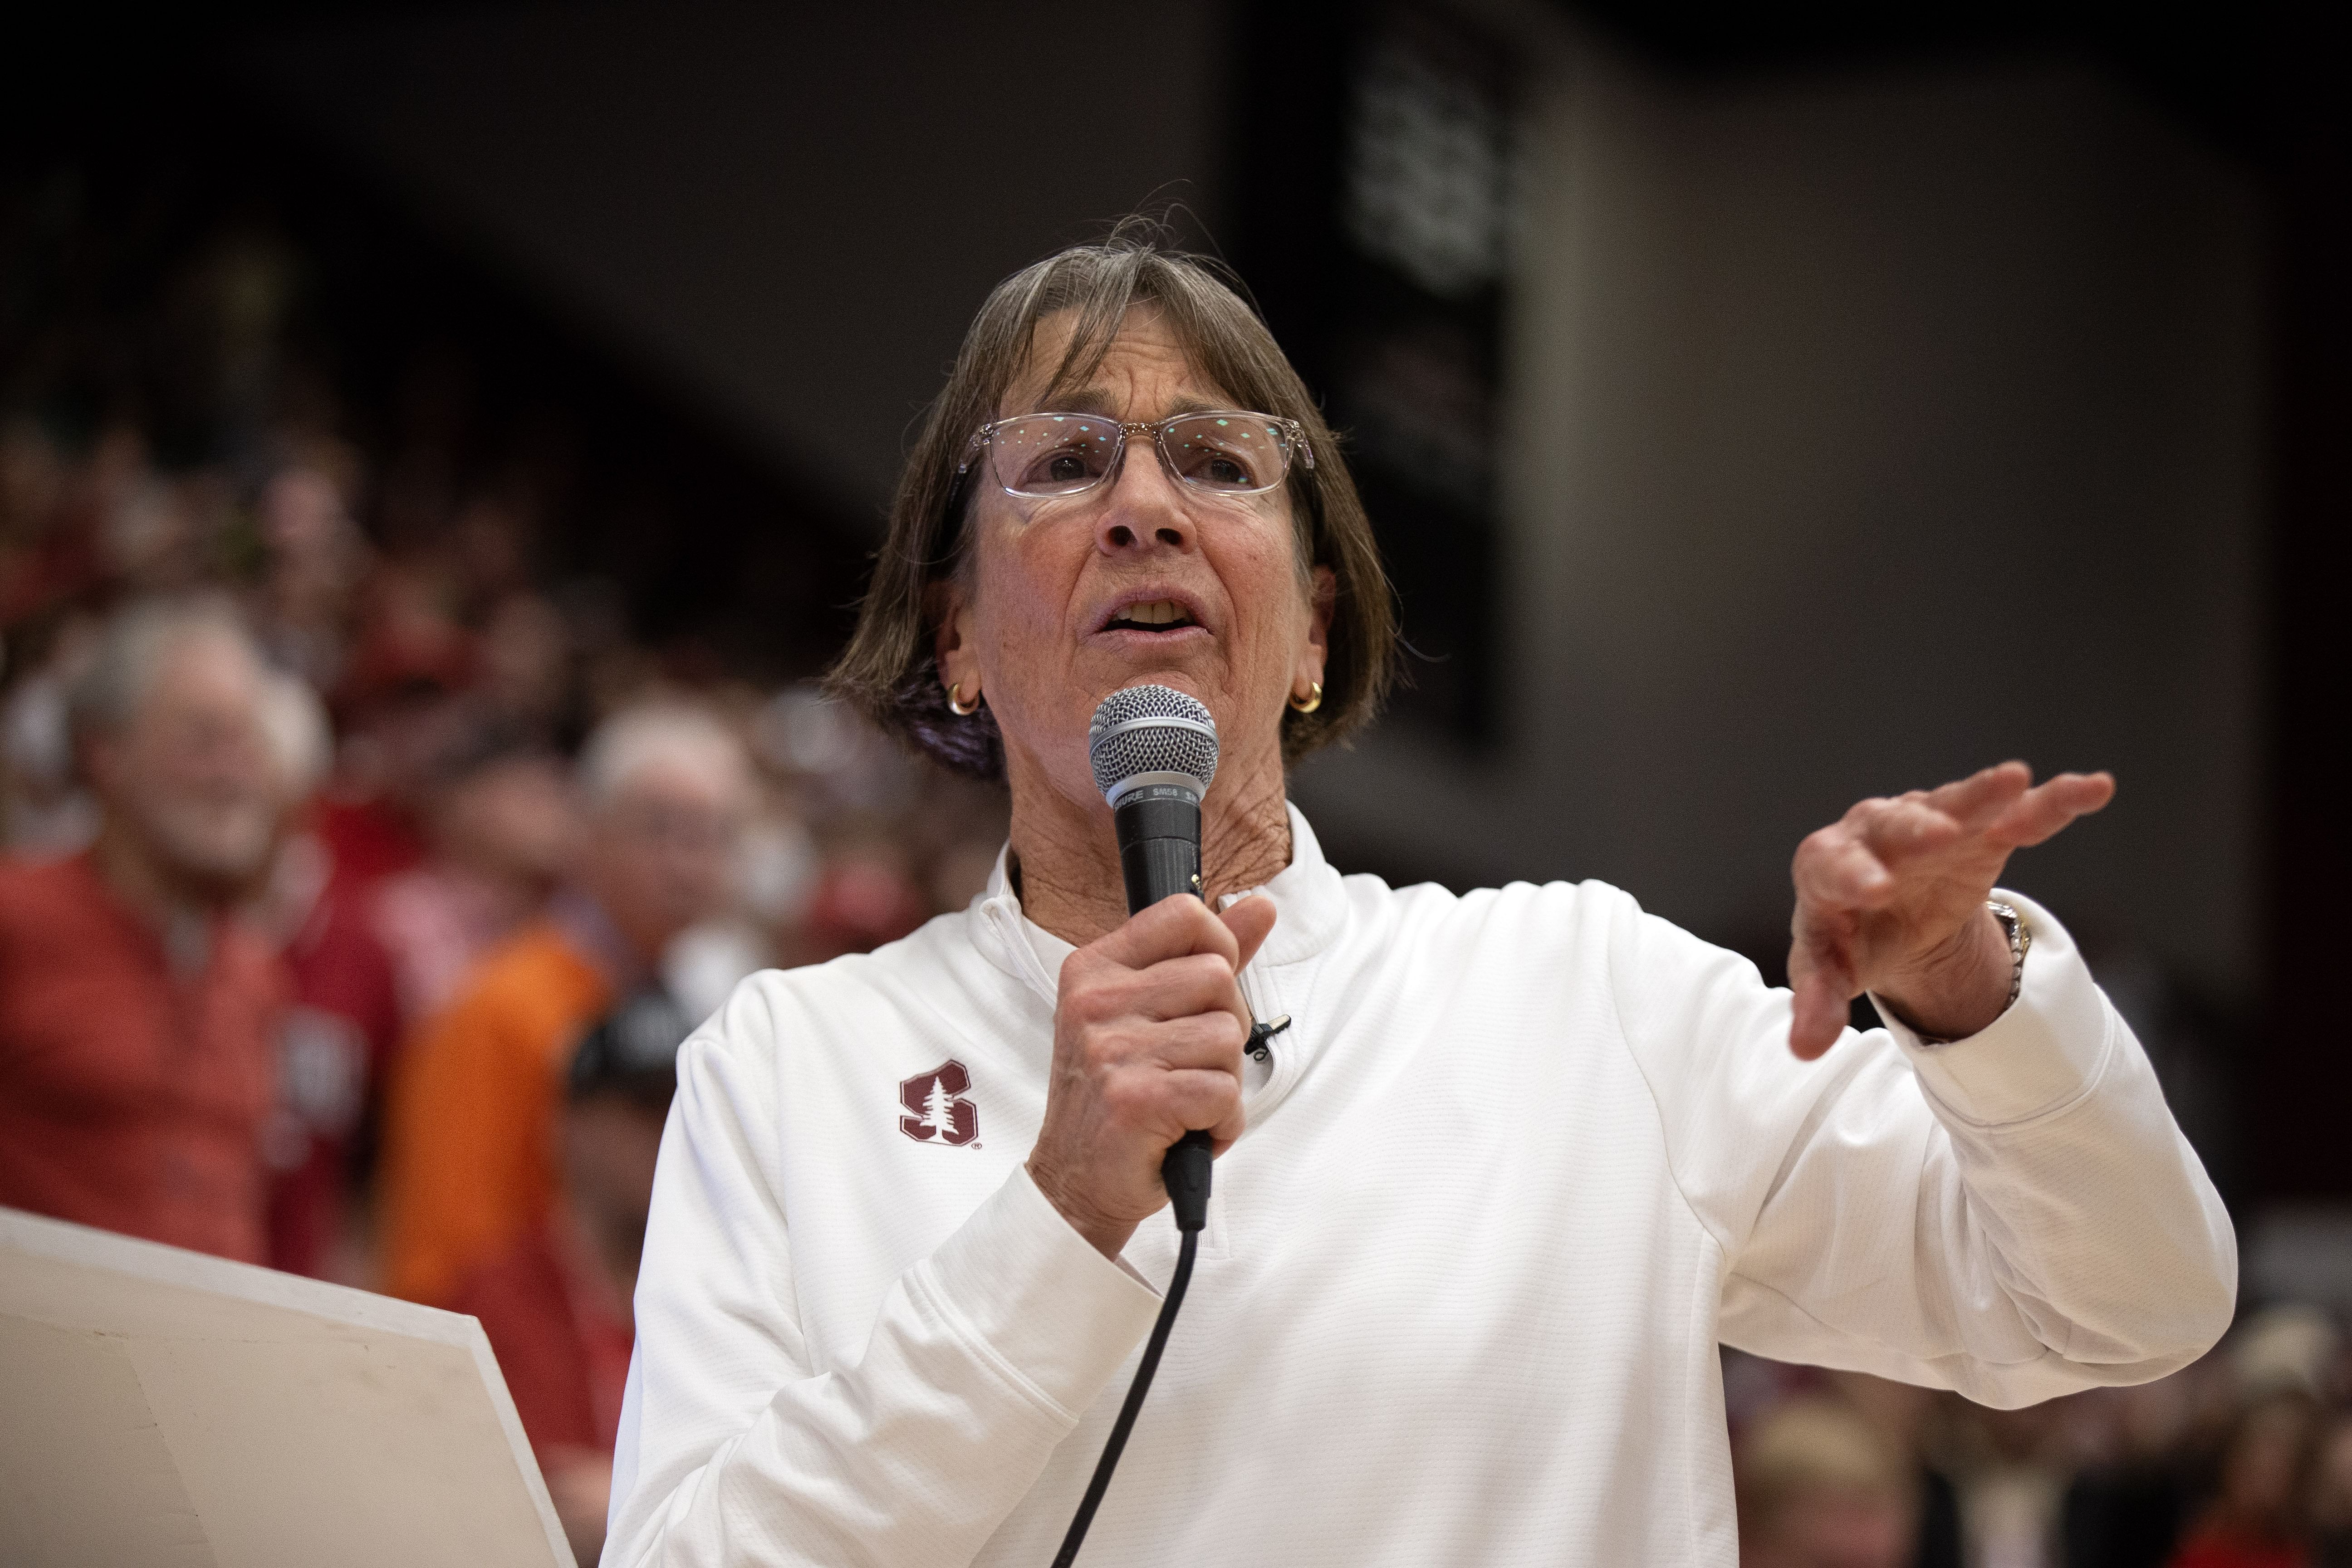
left=0, top=597, right=294, bottom=1263
left=451, top=987, right=692, bottom=1568
left=260, top=828, right=402, bottom=1280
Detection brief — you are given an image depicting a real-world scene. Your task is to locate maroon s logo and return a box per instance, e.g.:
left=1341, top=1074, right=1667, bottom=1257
left=899, top=1060, right=979, bottom=1146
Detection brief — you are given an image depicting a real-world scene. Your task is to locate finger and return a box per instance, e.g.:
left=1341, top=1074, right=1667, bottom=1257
left=1140, top=1010, right=1250, bottom=1071
left=1785, top=939, right=1854, bottom=1060
left=1923, top=760, right=2034, bottom=832
left=1154, top=1064, right=1245, bottom=1140
left=1129, top=952, right=1254, bottom=1024
left=1787, top=976, right=1846, bottom=1060
left=1220, top=893, right=1279, bottom=972
left=1851, top=795, right=1964, bottom=870
left=1793, top=825, right=1896, bottom=911
left=1094, top=892, right=1240, bottom=973
left=1986, top=770, right=2116, bottom=849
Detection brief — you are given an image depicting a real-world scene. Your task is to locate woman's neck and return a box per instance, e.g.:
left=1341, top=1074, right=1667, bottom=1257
left=1007, top=756, right=1293, bottom=948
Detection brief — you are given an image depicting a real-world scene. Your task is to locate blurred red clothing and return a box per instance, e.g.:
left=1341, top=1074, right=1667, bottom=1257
left=379, top=918, right=613, bottom=1304
left=310, top=793, right=424, bottom=893
left=258, top=794, right=419, bottom=1276
left=2170, top=1533, right=2310, bottom=1568
left=0, top=853, right=282, bottom=1262
left=449, top=1215, right=632, bottom=1459
left=802, top=856, right=931, bottom=962
left=267, top=859, right=402, bottom=1278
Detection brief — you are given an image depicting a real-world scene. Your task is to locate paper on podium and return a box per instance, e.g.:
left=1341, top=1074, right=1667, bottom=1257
left=0, top=1205, right=572, bottom=1568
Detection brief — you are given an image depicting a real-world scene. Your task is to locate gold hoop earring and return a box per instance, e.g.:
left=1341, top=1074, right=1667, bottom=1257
left=1289, top=681, right=1323, bottom=714
left=947, top=681, right=982, bottom=717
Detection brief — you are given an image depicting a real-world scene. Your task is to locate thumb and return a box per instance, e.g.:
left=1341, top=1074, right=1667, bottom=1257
left=1220, top=893, right=1279, bottom=973
left=1785, top=933, right=1854, bottom=1061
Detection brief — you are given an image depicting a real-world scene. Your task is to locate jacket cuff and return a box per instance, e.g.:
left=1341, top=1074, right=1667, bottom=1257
left=1871, top=890, right=2116, bottom=1128
left=910, top=1164, right=1166, bottom=1422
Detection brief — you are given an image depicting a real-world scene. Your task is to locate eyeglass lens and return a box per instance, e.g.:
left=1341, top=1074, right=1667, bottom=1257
left=987, top=413, right=1293, bottom=498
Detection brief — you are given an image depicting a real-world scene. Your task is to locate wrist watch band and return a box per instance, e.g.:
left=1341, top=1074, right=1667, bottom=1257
left=1987, top=899, right=2031, bottom=1009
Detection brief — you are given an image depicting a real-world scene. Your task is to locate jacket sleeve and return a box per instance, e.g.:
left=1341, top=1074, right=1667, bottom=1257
left=602, top=983, right=1164, bottom=1568
left=1609, top=889, right=2235, bottom=1408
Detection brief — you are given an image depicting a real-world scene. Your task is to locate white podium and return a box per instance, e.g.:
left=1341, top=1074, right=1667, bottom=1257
left=0, top=1205, right=571, bottom=1567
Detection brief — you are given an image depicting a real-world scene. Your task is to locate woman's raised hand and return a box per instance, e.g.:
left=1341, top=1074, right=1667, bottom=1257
left=1027, top=893, right=1279, bottom=1257
left=1786, top=761, right=2116, bottom=1059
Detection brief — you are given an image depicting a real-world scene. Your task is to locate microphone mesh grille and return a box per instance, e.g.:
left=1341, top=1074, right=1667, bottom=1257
left=1088, top=685, right=1219, bottom=799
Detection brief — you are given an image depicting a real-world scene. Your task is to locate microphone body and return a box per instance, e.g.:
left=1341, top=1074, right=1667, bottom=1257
left=1087, top=686, right=1220, bottom=1233
left=1119, top=786, right=1212, bottom=1232
left=1114, top=787, right=1203, bottom=914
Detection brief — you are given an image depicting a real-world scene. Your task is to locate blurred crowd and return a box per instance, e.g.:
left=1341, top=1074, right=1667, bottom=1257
left=1726, top=1304, right=2352, bottom=1568
left=0, top=315, right=1002, bottom=1557
left=0, top=206, right=2315, bottom=1568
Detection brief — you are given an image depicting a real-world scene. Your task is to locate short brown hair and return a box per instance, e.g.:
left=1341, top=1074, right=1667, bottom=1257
left=826, top=225, right=1395, bottom=779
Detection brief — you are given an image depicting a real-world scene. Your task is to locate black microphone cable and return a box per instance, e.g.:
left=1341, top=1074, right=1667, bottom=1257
left=1048, top=1015, right=1289, bottom=1565
left=1047, top=1132, right=1210, bottom=1568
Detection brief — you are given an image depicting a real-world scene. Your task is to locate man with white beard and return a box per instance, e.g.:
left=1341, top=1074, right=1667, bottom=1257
left=0, top=598, right=296, bottom=1262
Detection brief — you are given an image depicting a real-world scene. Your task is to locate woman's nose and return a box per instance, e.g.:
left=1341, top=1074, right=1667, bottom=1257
left=1093, top=441, right=1195, bottom=555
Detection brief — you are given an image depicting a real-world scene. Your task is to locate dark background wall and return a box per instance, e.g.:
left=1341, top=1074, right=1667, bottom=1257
left=1300, top=39, right=2266, bottom=1006
left=240, top=0, right=1235, bottom=515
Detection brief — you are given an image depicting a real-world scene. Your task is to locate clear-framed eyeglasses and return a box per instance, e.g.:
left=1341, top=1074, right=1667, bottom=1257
left=957, top=410, right=1313, bottom=502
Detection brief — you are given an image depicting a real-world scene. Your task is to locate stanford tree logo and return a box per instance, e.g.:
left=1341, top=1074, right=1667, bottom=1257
left=899, top=1060, right=978, bottom=1146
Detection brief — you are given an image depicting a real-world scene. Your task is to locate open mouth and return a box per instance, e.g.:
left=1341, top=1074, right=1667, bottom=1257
left=1102, top=598, right=1199, bottom=634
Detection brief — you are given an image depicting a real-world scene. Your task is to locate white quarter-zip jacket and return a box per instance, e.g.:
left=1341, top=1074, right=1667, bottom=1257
left=605, top=806, right=2234, bottom=1568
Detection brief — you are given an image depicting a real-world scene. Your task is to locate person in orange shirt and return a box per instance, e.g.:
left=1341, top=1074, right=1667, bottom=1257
left=0, top=598, right=302, bottom=1262
left=378, top=704, right=754, bottom=1306
left=451, top=986, right=694, bottom=1566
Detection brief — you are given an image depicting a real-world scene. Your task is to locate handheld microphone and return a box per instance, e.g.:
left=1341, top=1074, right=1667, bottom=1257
left=1087, top=683, right=1220, bottom=1232
left=1050, top=685, right=1221, bottom=1568
left=1088, top=683, right=1220, bottom=915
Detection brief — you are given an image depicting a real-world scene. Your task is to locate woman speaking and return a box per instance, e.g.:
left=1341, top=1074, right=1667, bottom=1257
left=604, top=234, right=2232, bottom=1567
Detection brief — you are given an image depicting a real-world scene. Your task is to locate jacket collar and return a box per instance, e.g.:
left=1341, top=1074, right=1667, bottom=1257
left=967, top=801, right=1348, bottom=1004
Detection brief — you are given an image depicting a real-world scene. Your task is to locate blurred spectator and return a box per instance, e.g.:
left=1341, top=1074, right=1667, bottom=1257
left=377, top=702, right=752, bottom=1304
left=244, top=661, right=397, bottom=1282
left=373, top=740, right=577, bottom=1027
left=2308, top=1412, right=2352, bottom=1568
left=2167, top=1392, right=2320, bottom=1568
left=253, top=463, right=368, bottom=694
left=2237, top=1308, right=2342, bottom=1405
left=1739, top=1396, right=1919, bottom=1568
left=257, top=812, right=400, bottom=1280
left=473, top=591, right=573, bottom=738
left=1, top=616, right=102, bottom=856
left=304, top=566, right=473, bottom=901
left=1946, top=1400, right=2073, bottom=1568
left=2061, top=1372, right=2210, bottom=1568
left=1821, top=1372, right=1963, bottom=1568
left=0, top=597, right=294, bottom=1261
left=0, top=418, right=75, bottom=627
left=451, top=987, right=691, bottom=1568
left=797, top=822, right=931, bottom=964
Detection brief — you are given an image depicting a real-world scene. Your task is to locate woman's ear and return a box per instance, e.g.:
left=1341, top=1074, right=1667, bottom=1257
left=926, top=577, right=977, bottom=695
left=1294, top=564, right=1335, bottom=696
